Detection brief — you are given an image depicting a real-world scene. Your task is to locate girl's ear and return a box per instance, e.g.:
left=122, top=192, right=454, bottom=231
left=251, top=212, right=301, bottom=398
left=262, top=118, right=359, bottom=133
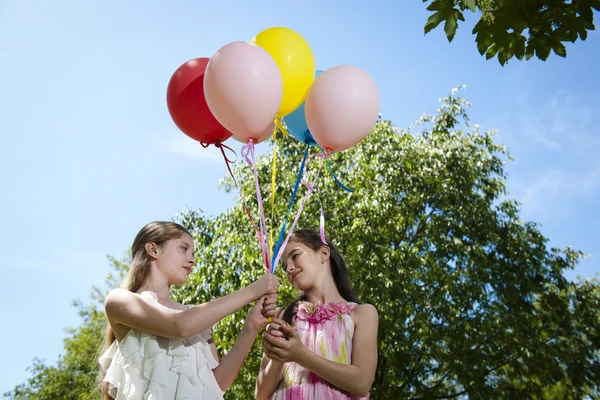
left=145, top=242, right=160, bottom=259
left=319, top=245, right=330, bottom=264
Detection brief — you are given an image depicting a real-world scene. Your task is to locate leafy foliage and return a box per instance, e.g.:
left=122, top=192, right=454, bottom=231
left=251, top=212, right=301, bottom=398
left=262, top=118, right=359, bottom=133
left=174, top=87, right=599, bottom=398
left=5, top=89, right=599, bottom=399
left=423, top=0, right=600, bottom=65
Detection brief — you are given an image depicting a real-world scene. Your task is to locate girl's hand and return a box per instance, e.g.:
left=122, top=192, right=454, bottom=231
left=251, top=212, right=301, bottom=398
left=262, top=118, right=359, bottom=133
left=261, top=293, right=278, bottom=320
left=250, top=274, right=280, bottom=299
left=263, top=314, right=287, bottom=346
left=262, top=318, right=306, bottom=363
left=265, top=319, right=286, bottom=339
left=244, top=296, right=272, bottom=334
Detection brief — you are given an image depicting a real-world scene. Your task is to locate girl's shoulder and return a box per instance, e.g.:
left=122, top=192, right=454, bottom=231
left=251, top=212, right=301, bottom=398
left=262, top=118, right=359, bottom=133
left=351, top=303, right=379, bottom=326
left=354, top=303, right=377, bottom=313
left=104, top=288, right=134, bottom=308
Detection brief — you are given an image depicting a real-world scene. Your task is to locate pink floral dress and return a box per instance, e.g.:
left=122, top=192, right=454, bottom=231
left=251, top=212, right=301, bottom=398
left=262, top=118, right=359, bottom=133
left=270, top=301, right=370, bottom=400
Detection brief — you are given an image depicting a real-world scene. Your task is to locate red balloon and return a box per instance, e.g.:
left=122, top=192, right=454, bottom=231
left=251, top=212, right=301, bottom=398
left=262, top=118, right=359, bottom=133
left=166, top=58, right=232, bottom=143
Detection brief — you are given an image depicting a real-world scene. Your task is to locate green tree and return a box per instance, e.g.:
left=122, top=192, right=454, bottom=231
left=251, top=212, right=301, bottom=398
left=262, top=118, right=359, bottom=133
left=173, top=87, right=599, bottom=398
left=6, top=89, right=599, bottom=399
left=423, top=0, right=600, bottom=65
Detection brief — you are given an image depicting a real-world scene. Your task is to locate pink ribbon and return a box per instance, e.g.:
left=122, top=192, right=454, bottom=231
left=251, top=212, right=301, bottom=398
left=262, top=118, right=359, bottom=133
left=201, top=140, right=268, bottom=273
left=320, top=209, right=327, bottom=245
left=241, top=139, right=271, bottom=273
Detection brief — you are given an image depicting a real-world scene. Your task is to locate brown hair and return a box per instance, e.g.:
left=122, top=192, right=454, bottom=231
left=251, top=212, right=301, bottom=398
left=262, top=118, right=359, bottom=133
left=98, top=221, right=191, bottom=399
left=282, top=228, right=360, bottom=325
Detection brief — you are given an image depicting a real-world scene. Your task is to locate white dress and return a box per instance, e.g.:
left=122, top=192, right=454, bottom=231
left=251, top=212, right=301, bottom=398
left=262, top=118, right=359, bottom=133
left=98, top=291, right=225, bottom=400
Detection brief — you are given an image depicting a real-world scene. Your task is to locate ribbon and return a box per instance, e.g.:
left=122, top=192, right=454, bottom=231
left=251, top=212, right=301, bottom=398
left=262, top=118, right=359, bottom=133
left=241, top=139, right=271, bottom=273
left=269, top=126, right=278, bottom=256
left=200, top=141, right=268, bottom=272
left=325, top=158, right=354, bottom=193
left=200, top=140, right=238, bottom=164
left=270, top=150, right=331, bottom=273
left=274, top=117, right=289, bottom=137
left=320, top=208, right=327, bottom=245
left=271, top=145, right=310, bottom=272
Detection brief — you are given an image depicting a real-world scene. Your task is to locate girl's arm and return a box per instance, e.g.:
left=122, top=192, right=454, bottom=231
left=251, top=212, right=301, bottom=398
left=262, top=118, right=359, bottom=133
left=256, top=354, right=285, bottom=400
left=104, top=274, right=279, bottom=340
left=213, top=294, right=278, bottom=392
left=208, top=338, right=221, bottom=362
left=263, top=304, right=379, bottom=397
left=256, top=317, right=287, bottom=400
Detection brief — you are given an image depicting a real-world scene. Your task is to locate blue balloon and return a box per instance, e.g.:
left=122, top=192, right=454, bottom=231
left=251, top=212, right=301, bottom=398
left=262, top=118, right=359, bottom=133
left=283, top=70, right=323, bottom=145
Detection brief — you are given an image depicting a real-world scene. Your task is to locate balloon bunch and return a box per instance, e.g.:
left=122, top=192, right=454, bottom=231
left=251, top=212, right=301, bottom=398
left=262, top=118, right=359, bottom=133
left=166, top=27, right=380, bottom=274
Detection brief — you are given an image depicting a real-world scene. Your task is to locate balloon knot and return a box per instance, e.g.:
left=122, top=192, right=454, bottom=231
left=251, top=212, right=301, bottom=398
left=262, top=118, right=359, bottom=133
left=200, top=140, right=223, bottom=148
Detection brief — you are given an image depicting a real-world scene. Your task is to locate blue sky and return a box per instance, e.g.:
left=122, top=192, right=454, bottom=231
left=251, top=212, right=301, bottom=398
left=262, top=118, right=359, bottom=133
left=1, top=0, right=598, bottom=394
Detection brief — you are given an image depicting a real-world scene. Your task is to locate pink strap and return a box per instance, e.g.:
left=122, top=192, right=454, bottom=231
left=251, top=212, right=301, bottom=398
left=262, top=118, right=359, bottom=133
left=241, top=139, right=271, bottom=273
left=320, top=209, right=327, bottom=245
left=201, top=141, right=267, bottom=271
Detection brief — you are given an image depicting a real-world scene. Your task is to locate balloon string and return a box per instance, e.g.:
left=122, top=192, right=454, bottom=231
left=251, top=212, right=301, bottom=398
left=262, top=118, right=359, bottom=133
left=317, top=155, right=328, bottom=245
left=271, top=150, right=331, bottom=272
left=320, top=209, right=327, bottom=245
left=241, top=139, right=271, bottom=273
left=271, top=145, right=310, bottom=272
left=325, top=158, right=354, bottom=193
left=269, top=126, right=278, bottom=257
left=274, top=117, right=289, bottom=137
left=200, top=141, right=267, bottom=272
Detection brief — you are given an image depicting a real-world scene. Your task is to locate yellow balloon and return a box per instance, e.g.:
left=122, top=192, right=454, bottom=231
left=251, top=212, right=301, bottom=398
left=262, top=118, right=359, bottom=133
left=252, top=27, right=315, bottom=117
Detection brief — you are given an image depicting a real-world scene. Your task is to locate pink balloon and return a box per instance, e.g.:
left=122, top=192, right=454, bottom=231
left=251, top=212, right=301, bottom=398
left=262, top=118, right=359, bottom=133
left=305, top=66, right=380, bottom=152
left=204, top=41, right=283, bottom=141
left=230, top=121, right=275, bottom=144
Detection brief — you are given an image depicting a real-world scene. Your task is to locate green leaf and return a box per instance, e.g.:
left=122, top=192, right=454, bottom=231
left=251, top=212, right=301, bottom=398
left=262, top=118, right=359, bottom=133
left=486, top=45, right=498, bottom=60
left=427, top=0, right=595, bottom=63
left=493, top=27, right=511, bottom=50
left=509, top=15, right=528, bottom=34
left=427, top=0, right=451, bottom=12
left=552, top=42, right=567, bottom=58
left=445, top=9, right=464, bottom=42
left=498, top=46, right=514, bottom=65
left=461, top=0, right=476, bottom=12
left=476, top=36, right=489, bottom=55
left=534, top=37, right=552, bottom=61
left=425, top=11, right=446, bottom=34
left=472, top=19, right=485, bottom=34
left=525, top=37, right=537, bottom=60
left=512, top=34, right=526, bottom=60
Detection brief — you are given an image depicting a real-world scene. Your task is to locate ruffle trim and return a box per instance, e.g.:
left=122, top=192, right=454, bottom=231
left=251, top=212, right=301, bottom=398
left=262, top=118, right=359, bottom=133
left=99, top=292, right=223, bottom=399
left=296, top=301, right=356, bottom=324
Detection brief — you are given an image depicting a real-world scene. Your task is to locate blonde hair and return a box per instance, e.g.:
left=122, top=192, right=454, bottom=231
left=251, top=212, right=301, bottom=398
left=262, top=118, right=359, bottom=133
left=99, top=221, right=191, bottom=399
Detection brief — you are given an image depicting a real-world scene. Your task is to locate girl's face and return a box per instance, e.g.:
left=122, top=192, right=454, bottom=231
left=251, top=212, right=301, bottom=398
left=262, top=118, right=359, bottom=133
left=152, top=233, right=195, bottom=285
left=281, top=241, right=329, bottom=291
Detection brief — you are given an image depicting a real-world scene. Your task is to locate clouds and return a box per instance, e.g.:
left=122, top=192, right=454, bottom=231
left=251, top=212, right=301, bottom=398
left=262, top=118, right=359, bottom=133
left=516, top=165, right=600, bottom=213
left=499, top=90, right=600, bottom=218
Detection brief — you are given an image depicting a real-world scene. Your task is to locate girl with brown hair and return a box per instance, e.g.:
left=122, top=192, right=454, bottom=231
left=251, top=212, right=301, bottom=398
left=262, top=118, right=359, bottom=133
left=98, top=221, right=279, bottom=399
